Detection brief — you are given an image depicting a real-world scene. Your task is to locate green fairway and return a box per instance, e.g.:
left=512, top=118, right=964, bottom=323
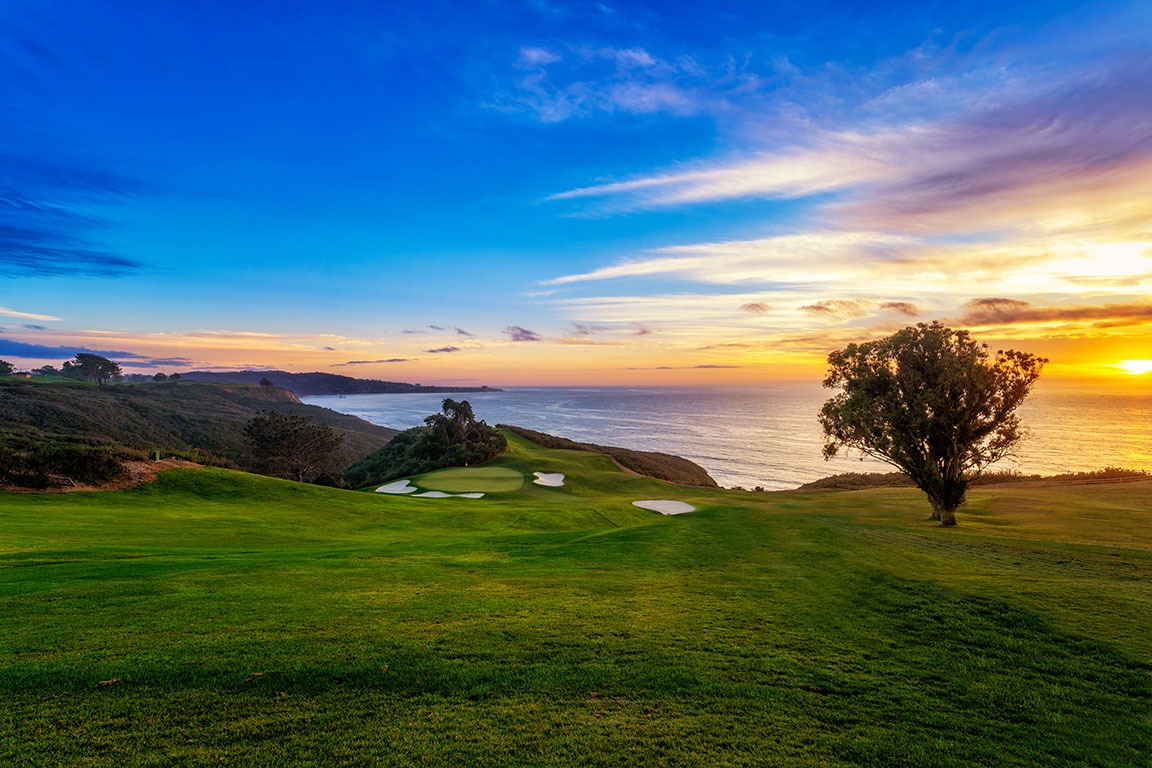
left=1, top=432, right=1150, bottom=766
left=416, top=465, right=526, bottom=492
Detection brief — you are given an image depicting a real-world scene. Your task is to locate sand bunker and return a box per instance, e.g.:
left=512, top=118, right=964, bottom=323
left=376, top=478, right=486, bottom=498
left=413, top=491, right=485, bottom=499
left=533, top=472, right=565, bottom=487
left=632, top=499, right=697, bottom=515
left=376, top=480, right=417, bottom=494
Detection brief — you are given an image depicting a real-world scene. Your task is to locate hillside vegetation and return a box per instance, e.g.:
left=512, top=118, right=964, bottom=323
left=2, top=432, right=1147, bottom=766
left=0, top=379, right=397, bottom=472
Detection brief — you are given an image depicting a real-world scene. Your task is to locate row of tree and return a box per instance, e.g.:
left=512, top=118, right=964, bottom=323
left=1, top=353, right=188, bottom=385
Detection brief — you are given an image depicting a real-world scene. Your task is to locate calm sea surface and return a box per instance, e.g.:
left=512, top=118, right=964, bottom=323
left=305, top=382, right=1151, bottom=490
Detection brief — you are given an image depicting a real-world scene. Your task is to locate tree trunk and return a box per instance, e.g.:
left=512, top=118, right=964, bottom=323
left=938, top=504, right=958, bottom=526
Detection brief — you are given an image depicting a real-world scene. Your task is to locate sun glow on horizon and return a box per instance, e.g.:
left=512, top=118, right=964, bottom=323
left=1118, top=359, right=1152, bottom=375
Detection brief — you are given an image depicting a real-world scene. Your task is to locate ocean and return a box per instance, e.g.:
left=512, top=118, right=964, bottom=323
left=304, top=382, right=1152, bottom=490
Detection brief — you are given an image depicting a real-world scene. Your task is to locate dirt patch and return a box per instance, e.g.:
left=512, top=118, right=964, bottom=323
left=0, top=458, right=202, bottom=494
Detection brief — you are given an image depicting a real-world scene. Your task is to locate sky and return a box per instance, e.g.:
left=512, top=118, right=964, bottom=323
left=1, top=0, right=1150, bottom=386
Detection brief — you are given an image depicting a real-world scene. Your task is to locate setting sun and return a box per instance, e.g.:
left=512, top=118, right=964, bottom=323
left=1118, top=359, right=1152, bottom=375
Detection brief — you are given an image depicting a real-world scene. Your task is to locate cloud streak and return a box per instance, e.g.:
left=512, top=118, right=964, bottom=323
left=334, top=358, right=411, bottom=366
left=547, top=51, right=1152, bottom=243
left=504, top=325, right=543, bottom=342
left=0, top=338, right=193, bottom=366
left=0, top=306, right=61, bottom=321
left=958, top=298, right=1152, bottom=329
left=0, top=137, right=148, bottom=277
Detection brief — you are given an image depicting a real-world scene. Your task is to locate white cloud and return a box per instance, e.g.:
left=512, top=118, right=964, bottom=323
left=0, top=306, right=61, bottom=321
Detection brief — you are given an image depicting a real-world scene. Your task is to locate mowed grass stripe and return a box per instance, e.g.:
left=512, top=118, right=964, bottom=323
left=1, top=442, right=1150, bottom=767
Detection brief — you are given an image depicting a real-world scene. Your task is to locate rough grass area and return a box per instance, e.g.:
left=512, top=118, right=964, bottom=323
left=1, top=432, right=1150, bottom=766
left=0, top=379, right=396, bottom=470
left=416, top=465, right=526, bottom=492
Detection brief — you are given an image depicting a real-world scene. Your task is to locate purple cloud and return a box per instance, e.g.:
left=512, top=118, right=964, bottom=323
left=334, top=358, right=411, bottom=366
left=504, top=326, right=543, bottom=342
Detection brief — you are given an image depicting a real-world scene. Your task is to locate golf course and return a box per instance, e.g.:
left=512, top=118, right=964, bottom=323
left=2, top=430, right=1150, bottom=766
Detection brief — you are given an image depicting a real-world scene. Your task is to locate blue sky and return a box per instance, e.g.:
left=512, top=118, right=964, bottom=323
left=2, top=0, right=1150, bottom=384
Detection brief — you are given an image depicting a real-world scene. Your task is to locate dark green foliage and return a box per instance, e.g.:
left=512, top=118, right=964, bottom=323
left=0, top=379, right=396, bottom=470
left=345, top=399, right=506, bottom=487
left=61, top=352, right=121, bottom=385
left=820, top=322, right=1046, bottom=525
left=0, top=435, right=139, bottom=488
left=498, top=424, right=718, bottom=487
left=243, top=410, right=345, bottom=482
left=0, top=359, right=13, bottom=376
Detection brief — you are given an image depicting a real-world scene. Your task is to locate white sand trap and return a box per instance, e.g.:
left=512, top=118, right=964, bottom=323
left=413, top=491, right=485, bottom=499
left=533, top=472, right=565, bottom=487
left=376, top=480, right=417, bottom=494
left=633, top=499, right=697, bottom=515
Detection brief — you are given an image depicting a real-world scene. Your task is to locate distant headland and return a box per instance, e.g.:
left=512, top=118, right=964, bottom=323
left=181, top=370, right=501, bottom=397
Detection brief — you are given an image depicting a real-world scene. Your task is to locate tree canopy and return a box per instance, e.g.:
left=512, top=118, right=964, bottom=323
left=0, top=359, right=14, bottom=376
left=344, top=399, right=506, bottom=488
left=62, top=353, right=122, bottom=385
left=243, top=410, right=345, bottom=482
left=819, top=322, right=1046, bottom=525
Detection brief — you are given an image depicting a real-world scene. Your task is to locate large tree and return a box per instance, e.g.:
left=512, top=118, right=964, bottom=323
left=0, top=359, right=13, bottom=376
left=819, top=322, right=1046, bottom=526
left=62, top=353, right=122, bottom=385
left=243, top=410, right=345, bottom=482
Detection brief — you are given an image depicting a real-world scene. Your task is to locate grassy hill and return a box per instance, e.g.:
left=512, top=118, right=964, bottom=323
left=498, top=424, right=719, bottom=487
left=0, top=379, right=398, bottom=469
left=1, top=431, right=1149, bottom=765
left=181, top=369, right=501, bottom=396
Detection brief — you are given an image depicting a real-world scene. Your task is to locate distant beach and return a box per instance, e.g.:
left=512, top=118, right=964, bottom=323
left=307, top=382, right=1152, bottom=490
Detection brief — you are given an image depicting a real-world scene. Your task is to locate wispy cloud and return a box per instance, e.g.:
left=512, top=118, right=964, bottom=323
left=546, top=52, right=1152, bottom=243
left=0, top=338, right=191, bottom=366
left=799, top=300, right=870, bottom=320
left=334, top=358, right=411, bottom=366
left=958, top=298, right=1152, bottom=329
left=544, top=232, right=913, bottom=285
left=0, top=306, right=61, bottom=321
left=497, top=43, right=748, bottom=123
left=504, top=325, right=543, bottom=342
left=0, top=136, right=147, bottom=277
left=426, top=346, right=461, bottom=354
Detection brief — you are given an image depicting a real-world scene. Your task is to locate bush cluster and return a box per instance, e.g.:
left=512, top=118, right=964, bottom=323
left=344, top=424, right=506, bottom=488
left=0, top=436, right=142, bottom=489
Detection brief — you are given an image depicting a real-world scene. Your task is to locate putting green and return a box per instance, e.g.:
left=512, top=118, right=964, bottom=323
left=416, top=465, right=525, bottom=492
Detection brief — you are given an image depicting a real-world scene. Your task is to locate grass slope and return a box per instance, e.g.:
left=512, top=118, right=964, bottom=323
left=1, top=432, right=1150, bottom=766
left=0, top=379, right=397, bottom=468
